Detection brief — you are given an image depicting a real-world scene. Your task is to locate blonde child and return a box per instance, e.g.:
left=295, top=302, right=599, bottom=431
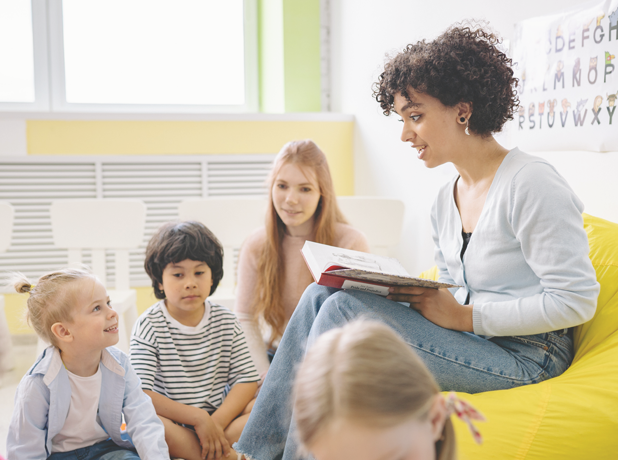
left=235, top=140, right=369, bottom=375
left=7, top=268, right=168, bottom=460
left=130, top=221, right=259, bottom=460
left=293, top=320, right=485, bottom=460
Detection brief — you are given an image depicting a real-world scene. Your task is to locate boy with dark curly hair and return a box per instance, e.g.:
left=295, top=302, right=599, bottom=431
left=232, top=23, right=599, bottom=460
left=130, top=221, right=258, bottom=460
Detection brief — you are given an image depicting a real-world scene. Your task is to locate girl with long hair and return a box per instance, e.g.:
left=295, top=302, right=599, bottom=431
left=294, top=320, right=485, bottom=460
left=233, top=23, right=599, bottom=460
left=234, top=139, right=369, bottom=374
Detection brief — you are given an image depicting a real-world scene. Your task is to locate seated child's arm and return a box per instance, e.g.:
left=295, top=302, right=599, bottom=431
left=210, top=320, right=260, bottom=430
left=7, top=376, right=50, bottom=460
left=121, top=357, right=169, bottom=459
left=145, top=389, right=232, bottom=459
left=211, top=381, right=258, bottom=430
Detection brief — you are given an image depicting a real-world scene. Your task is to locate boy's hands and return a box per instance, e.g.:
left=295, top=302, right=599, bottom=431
left=193, top=411, right=231, bottom=459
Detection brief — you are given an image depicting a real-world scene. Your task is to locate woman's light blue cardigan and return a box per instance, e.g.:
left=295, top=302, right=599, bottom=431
left=431, top=148, right=600, bottom=337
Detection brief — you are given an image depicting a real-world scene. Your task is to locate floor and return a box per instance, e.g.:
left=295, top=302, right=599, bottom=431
left=0, top=335, right=38, bottom=458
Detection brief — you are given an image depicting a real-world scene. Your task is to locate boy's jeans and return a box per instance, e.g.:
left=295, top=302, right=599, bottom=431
left=47, top=439, right=139, bottom=460
left=234, top=284, right=573, bottom=460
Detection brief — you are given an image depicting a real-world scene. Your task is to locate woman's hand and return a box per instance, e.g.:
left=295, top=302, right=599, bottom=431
left=192, top=410, right=231, bottom=459
left=387, top=287, right=474, bottom=332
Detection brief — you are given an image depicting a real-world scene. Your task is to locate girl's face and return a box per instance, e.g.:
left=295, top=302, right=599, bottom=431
left=309, top=418, right=440, bottom=460
left=272, top=162, right=321, bottom=237
left=309, top=396, right=447, bottom=460
left=393, top=90, right=466, bottom=169
left=64, top=278, right=119, bottom=351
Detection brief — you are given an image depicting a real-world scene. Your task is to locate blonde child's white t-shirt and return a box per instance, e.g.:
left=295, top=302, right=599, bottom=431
left=51, top=365, right=109, bottom=452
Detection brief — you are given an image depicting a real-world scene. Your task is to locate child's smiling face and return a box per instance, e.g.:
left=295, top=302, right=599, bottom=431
left=65, top=277, right=119, bottom=351
left=159, top=259, right=213, bottom=325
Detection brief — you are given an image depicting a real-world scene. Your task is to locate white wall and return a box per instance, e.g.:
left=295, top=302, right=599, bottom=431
left=330, top=0, right=618, bottom=275
left=0, top=119, right=27, bottom=156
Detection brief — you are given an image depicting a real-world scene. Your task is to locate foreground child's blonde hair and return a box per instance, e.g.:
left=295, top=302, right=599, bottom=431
left=293, top=320, right=456, bottom=460
left=11, top=268, right=96, bottom=346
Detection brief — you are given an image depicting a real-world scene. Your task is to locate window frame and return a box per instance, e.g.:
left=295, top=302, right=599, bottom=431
left=0, top=0, right=50, bottom=112
left=1, top=0, right=258, bottom=114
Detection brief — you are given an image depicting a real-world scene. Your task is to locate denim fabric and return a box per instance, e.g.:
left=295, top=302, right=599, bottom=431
left=234, top=284, right=573, bottom=460
left=7, top=347, right=168, bottom=459
left=47, top=439, right=140, bottom=460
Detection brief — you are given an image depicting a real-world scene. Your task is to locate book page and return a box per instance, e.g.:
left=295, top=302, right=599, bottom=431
left=329, top=268, right=458, bottom=290
left=303, top=241, right=409, bottom=276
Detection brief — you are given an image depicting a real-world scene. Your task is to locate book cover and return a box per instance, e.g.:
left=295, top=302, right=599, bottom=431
left=301, top=241, right=458, bottom=296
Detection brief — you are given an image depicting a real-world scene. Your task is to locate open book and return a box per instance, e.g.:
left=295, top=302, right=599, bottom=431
left=301, top=241, right=458, bottom=296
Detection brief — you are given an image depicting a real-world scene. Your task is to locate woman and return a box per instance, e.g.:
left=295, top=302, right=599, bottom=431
left=234, top=25, right=599, bottom=460
left=234, top=140, right=369, bottom=375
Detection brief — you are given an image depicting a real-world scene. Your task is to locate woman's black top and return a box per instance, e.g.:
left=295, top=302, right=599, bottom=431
left=461, top=231, right=472, bottom=305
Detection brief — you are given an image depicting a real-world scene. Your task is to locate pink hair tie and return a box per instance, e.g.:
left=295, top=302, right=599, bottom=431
left=444, top=392, right=486, bottom=445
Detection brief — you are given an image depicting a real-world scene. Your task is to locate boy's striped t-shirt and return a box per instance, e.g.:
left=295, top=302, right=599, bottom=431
left=130, top=300, right=259, bottom=413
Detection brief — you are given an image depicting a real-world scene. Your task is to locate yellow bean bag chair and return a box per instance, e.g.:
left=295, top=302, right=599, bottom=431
left=420, top=214, right=618, bottom=459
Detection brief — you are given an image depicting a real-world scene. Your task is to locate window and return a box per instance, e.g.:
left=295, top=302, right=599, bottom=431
left=0, top=0, right=35, bottom=103
left=0, top=0, right=49, bottom=111
left=0, top=0, right=257, bottom=113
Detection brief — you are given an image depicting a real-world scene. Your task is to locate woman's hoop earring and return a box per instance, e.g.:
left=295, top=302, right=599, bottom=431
left=465, top=120, right=470, bottom=136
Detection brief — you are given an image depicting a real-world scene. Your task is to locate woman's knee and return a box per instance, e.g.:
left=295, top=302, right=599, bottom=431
left=311, top=290, right=371, bottom=335
left=292, top=283, right=340, bottom=321
left=300, top=283, right=338, bottom=306
left=323, top=289, right=379, bottom=319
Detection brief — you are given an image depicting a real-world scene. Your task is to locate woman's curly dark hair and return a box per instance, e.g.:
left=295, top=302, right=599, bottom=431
left=373, top=23, right=519, bottom=136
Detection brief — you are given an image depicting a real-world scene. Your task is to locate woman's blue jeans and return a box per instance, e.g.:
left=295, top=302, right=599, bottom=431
left=234, top=284, right=573, bottom=460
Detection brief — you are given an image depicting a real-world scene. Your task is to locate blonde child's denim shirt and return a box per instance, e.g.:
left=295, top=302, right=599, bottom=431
left=7, top=346, right=169, bottom=460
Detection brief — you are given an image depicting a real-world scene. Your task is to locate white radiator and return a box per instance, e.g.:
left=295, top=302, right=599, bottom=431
left=0, top=154, right=274, bottom=289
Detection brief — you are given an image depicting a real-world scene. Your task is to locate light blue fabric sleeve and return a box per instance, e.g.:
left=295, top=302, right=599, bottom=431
left=121, top=355, right=170, bottom=459
left=472, top=162, right=600, bottom=336
left=7, top=375, right=50, bottom=460
left=430, top=197, right=458, bottom=294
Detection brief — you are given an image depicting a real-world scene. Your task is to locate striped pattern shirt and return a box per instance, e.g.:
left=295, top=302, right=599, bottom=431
left=130, top=300, right=259, bottom=413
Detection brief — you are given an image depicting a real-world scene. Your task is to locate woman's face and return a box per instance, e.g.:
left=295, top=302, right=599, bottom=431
left=272, top=162, right=321, bottom=236
left=393, top=90, right=465, bottom=169
left=309, top=417, right=440, bottom=460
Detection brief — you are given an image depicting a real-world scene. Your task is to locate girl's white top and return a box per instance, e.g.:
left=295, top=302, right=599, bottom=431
left=432, top=148, right=600, bottom=337
left=51, top=365, right=109, bottom=452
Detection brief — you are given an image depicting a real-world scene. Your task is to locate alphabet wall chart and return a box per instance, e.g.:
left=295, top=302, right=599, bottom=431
left=512, top=0, right=618, bottom=151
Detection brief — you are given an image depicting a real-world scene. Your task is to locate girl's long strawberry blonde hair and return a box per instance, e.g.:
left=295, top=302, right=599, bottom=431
left=255, top=140, right=347, bottom=346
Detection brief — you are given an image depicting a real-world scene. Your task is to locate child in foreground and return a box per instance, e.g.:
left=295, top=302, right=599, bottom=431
left=7, top=268, right=169, bottom=460
left=293, top=320, right=485, bottom=460
left=130, top=221, right=259, bottom=460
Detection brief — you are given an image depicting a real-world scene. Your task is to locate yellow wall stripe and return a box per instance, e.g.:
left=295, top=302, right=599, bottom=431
left=26, top=120, right=354, bottom=195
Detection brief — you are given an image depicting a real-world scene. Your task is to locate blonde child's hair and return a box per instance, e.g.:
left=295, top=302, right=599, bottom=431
left=10, top=268, right=96, bottom=347
left=293, top=320, right=456, bottom=460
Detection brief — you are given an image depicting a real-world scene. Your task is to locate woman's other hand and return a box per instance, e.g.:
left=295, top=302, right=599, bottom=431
left=387, top=287, right=473, bottom=332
